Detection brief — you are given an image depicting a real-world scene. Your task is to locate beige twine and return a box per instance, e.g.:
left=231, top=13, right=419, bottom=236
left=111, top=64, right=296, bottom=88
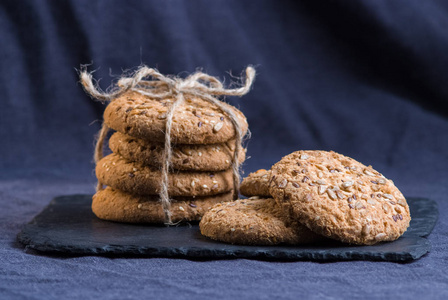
left=80, top=65, right=256, bottom=225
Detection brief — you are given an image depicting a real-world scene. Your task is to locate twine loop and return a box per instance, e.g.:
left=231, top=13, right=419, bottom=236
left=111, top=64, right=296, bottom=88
left=80, top=65, right=255, bottom=225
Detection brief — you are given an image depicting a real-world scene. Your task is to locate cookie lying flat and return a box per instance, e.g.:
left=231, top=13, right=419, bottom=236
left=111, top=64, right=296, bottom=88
left=269, top=150, right=411, bottom=245
left=109, top=132, right=246, bottom=171
left=92, top=187, right=233, bottom=223
left=96, top=154, right=233, bottom=196
left=104, top=91, right=248, bottom=145
left=200, top=198, right=322, bottom=245
left=240, top=169, right=271, bottom=197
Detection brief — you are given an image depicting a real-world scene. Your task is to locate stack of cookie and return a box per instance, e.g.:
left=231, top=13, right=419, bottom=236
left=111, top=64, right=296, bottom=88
left=200, top=150, right=411, bottom=246
left=92, top=91, right=248, bottom=223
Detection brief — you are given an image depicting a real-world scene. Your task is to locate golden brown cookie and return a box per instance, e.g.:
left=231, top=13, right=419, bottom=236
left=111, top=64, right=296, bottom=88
left=269, top=150, right=411, bottom=245
left=92, top=187, right=233, bottom=223
left=200, top=198, right=323, bottom=245
left=96, top=153, right=234, bottom=196
left=240, top=169, right=271, bottom=197
left=108, top=132, right=246, bottom=171
left=104, top=91, right=248, bottom=144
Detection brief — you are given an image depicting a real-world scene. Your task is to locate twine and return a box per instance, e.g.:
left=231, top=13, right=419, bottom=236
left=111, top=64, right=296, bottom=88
left=80, top=65, right=255, bottom=225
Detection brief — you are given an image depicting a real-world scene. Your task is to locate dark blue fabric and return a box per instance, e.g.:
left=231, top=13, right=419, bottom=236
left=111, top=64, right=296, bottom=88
left=1, top=1, right=448, bottom=299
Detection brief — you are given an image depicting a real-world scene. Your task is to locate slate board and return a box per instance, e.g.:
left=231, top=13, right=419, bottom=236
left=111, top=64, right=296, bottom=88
left=17, top=195, right=438, bottom=262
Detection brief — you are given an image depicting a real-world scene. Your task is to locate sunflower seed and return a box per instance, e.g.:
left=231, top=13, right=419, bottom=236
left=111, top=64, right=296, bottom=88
left=300, top=154, right=309, bottom=160
left=378, top=178, right=386, bottom=185
left=383, top=193, right=393, bottom=200
left=327, top=189, right=337, bottom=200
left=394, top=206, right=402, bottom=213
left=382, top=203, right=389, bottom=213
left=367, top=198, right=376, bottom=205
left=364, top=169, right=375, bottom=176
left=341, top=181, right=353, bottom=189
left=213, top=122, right=224, bottom=133
left=397, top=199, right=407, bottom=207
left=316, top=179, right=327, bottom=185
left=362, top=224, right=371, bottom=235
left=336, top=190, right=345, bottom=199
left=278, top=179, right=288, bottom=188
left=375, top=233, right=386, bottom=241
left=318, top=185, right=326, bottom=194
left=355, top=201, right=364, bottom=209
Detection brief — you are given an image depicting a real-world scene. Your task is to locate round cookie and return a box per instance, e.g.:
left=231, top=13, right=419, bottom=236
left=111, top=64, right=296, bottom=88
left=200, top=198, right=323, bottom=245
left=104, top=91, right=249, bottom=144
left=240, top=169, right=271, bottom=197
left=269, top=150, right=411, bottom=245
left=96, top=153, right=234, bottom=196
left=109, top=132, right=246, bottom=171
left=92, top=187, right=233, bottom=223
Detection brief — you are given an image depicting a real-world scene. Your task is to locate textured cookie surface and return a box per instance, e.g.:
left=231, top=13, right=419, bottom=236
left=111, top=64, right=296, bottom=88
left=200, top=198, right=323, bottom=245
left=109, top=132, right=246, bottom=171
left=92, top=187, right=233, bottom=223
left=104, top=91, right=248, bottom=144
left=269, top=150, right=411, bottom=245
left=240, top=169, right=271, bottom=197
left=96, top=153, right=233, bottom=196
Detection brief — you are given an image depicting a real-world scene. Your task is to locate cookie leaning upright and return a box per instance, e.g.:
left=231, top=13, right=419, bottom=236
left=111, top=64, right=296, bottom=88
left=269, top=150, right=411, bottom=245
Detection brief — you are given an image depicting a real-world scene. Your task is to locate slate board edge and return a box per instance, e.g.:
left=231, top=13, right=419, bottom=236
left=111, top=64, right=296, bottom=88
left=17, top=229, right=430, bottom=262
left=16, top=195, right=436, bottom=262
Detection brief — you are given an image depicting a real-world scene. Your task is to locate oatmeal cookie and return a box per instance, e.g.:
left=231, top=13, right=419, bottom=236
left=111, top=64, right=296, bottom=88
left=109, top=132, right=246, bottom=171
left=92, top=187, right=233, bottom=223
left=104, top=91, right=248, bottom=144
left=96, top=153, right=234, bottom=196
left=240, top=169, right=271, bottom=197
left=269, top=150, right=411, bottom=245
left=200, top=198, right=323, bottom=245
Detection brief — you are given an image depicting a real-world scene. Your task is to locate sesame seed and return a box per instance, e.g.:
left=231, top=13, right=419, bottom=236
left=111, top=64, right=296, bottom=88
left=189, top=203, right=197, bottom=208
left=300, top=154, right=309, bottom=160
left=198, top=121, right=203, bottom=127
left=179, top=206, right=185, bottom=211
left=191, top=180, right=195, bottom=187
left=231, top=228, right=235, bottom=232
left=198, top=152, right=202, bottom=157
left=203, top=184, right=208, bottom=188
left=137, top=204, right=142, bottom=209
left=292, top=182, right=300, bottom=188
left=128, top=173, right=135, bottom=178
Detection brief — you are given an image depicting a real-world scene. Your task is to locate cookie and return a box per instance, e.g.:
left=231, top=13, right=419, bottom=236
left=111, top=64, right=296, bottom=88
left=104, top=91, right=249, bottom=144
left=108, top=132, right=246, bottom=171
left=92, top=187, right=233, bottom=223
left=96, top=153, right=234, bottom=196
left=269, top=150, right=411, bottom=245
left=240, top=169, right=271, bottom=197
left=200, top=198, right=323, bottom=245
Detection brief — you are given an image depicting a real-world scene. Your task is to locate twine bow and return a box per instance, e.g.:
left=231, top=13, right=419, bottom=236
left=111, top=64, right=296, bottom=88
left=80, top=65, right=255, bottom=225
